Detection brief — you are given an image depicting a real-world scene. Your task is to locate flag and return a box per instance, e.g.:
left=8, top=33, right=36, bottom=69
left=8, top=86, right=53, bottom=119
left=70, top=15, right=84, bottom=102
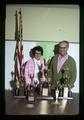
left=14, top=8, right=23, bottom=83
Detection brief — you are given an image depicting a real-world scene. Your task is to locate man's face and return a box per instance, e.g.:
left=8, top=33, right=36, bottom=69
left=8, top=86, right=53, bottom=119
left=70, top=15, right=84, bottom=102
left=59, top=42, right=69, bottom=56
left=34, top=50, right=42, bottom=60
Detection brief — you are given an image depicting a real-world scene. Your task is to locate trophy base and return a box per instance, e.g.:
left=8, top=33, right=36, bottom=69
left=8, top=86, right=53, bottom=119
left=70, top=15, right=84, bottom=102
left=27, top=96, right=35, bottom=103
left=50, top=99, right=61, bottom=105
left=14, top=96, right=26, bottom=98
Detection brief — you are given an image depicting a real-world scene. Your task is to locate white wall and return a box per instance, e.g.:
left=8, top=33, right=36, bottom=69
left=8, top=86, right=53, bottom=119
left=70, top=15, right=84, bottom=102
left=5, top=41, right=79, bottom=93
left=5, top=4, right=79, bottom=42
left=68, top=44, right=79, bottom=93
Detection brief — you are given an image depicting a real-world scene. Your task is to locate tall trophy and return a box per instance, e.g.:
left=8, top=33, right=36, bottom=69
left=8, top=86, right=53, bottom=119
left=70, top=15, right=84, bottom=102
left=26, top=79, right=35, bottom=104
left=61, top=68, right=71, bottom=98
left=14, top=79, right=20, bottom=96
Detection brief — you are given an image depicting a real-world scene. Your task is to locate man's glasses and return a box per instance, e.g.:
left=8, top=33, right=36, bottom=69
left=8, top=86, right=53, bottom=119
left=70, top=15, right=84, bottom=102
left=59, top=46, right=67, bottom=49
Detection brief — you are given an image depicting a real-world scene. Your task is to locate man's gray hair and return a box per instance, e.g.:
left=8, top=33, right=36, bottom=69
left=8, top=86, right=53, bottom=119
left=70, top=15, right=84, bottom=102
left=59, top=40, right=69, bottom=47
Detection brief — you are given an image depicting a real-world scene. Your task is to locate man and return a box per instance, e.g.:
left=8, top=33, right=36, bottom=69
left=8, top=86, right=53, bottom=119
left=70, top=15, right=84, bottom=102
left=24, top=46, right=46, bottom=91
left=49, top=41, right=77, bottom=98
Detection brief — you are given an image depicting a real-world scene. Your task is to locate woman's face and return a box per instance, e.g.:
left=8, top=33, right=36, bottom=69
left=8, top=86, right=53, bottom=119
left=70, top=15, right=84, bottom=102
left=34, top=50, right=42, bottom=60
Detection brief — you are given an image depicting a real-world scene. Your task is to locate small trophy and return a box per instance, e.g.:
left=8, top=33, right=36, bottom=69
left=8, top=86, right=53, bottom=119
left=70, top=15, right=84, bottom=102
left=68, top=89, right=72, bottom=97
left=25, top=76, right=35, bottom=103
left=61, top=68, right=71, bottom=98
left=42, top=82, right=48, bottom=96
left=27, top=86, right=35, bottom=103
left=10, top=71, right=15, bottom=90
left=55, top=81, right=59, bottom=99
left=14, top=79, right=20, bottom=96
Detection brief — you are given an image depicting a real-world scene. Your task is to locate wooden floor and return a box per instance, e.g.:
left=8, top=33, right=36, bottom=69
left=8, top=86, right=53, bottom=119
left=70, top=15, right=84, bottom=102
left=5, top=90, right=79, bottom=115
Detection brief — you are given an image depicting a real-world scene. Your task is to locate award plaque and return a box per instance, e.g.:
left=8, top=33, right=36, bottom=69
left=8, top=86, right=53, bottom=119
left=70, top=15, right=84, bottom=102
left=42, top=88, right=48, bottom=96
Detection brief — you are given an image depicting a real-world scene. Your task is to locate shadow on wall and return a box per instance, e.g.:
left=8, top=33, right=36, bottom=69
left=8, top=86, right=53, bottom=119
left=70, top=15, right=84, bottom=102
left=29, top=48, right=34, bottom=58
left=48, top=44, right=59, bottom=69
left=53, top=44, right=59, bottom=55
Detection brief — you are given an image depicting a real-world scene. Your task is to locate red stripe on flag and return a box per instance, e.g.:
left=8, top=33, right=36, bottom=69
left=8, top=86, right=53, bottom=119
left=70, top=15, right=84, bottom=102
left=16, top=63, right=20, bottom=80
left=17, top=43, right=23, bottom=66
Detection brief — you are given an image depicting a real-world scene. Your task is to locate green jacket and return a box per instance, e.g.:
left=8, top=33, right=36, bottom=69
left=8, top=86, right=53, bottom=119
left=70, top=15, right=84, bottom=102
left=48, top=54, right=77, bottom=89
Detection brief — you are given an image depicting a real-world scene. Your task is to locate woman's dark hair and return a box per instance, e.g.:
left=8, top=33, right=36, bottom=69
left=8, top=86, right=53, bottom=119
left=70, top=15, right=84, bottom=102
left=32, top=46, right=43, bottom=56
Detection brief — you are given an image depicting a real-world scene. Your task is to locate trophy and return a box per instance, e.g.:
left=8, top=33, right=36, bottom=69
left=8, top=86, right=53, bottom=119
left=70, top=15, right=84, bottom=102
left=55, top=81, right=60, bottom=99
left=10, top=71, right=15, bottom=89
left=64, top=69, right=72, bottom=97
left=63, top=68, right=70, bottom=84
left=26, top=76, right=35, bottom=103
left=50, top=81, right=60, bottom=104
left=10, top=71, right=20, bottom=96
left=42, top=81, right=48, bottom=96
left=26, top=85, right=35, bottom=103
left=37, top=63, right=48, bottom=96
left=28, top=87, right=35, bottom=103
left=14, top=79, right=20, bottom=96
left=61, top=68, right=71, bottom=98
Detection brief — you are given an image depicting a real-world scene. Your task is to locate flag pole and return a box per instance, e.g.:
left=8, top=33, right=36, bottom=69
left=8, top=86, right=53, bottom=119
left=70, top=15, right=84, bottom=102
left=13, top=8, right=24, bottom=96
left=18, top=8, right=24, bottom=82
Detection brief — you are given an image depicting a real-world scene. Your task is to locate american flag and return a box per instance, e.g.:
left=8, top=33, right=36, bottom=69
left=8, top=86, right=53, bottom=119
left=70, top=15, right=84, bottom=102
left=14, top=9, right=23, bottom=83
